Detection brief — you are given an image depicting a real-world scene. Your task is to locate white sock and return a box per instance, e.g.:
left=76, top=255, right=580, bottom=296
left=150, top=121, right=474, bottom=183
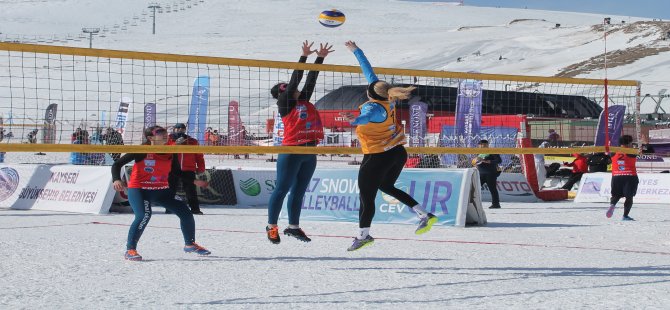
left=359, top=227, right=370, bottom=239
left=288, top=224, right=299, bottom=229
left=412, top=204, right=428, bottom=218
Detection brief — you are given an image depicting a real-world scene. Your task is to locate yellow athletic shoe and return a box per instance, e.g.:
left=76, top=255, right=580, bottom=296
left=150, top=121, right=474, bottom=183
left=415, top=214, right=438, bottom=235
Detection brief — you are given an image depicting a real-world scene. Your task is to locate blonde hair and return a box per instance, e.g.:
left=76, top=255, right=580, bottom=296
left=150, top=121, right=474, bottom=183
left=373, top=81, right=416, bottom=101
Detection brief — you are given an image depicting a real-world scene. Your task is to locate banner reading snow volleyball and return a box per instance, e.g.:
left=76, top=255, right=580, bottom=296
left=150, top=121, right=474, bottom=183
left=454, top=79, right=483, bottom=147
left=287, top=168, right=465, bottom=226
left=187, top=76, right=210, bottom=145
left=595, top=105, right=626, bottom=147
left=143, top=103, right=156, bottom=129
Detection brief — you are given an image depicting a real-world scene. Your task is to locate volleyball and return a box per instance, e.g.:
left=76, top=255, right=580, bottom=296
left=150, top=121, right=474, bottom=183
left=319, top=9, right=345, bottom=28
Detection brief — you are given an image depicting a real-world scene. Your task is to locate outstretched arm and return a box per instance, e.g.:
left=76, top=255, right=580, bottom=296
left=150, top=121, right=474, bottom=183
left=278, top=41, right=315, bottom=117
left=300, top=43, right=334, bottom=101
left=339, top=103, right=385, bottom=126
left=346, top=41, right=378, bottom=84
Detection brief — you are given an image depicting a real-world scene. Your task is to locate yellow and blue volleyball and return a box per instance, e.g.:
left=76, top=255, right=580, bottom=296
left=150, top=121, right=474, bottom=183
left=319, top=9, right=345, bottom=28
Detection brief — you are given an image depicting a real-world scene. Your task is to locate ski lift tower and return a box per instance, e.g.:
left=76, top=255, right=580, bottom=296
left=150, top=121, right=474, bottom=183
left=148, top=3, right=162, bottom=34
left=81, top=28, right=100, bottom=48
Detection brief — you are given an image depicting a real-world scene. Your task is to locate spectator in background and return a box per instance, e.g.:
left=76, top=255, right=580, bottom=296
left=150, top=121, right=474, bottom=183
left=168, top=123, right=207, bottom=215
left=209, top=129, right=220, bottom=146
left=204, top=127, right=213, bottom=146
left=102, top=127, right=124, bottom=161
left=547, top=129, right=560, bottom=147
left=475, top=140, right=502, bottom=209
left=234, top=126, right=250, bottom=159
left=27, top=129, right=38, bottom=144
left=70, top=129, right=90, bottom=165
left=71, top=128, right=82, bottom=142
left=587, top=152, right=611, bottom=173
left=561, top=153, right=588, bottom=190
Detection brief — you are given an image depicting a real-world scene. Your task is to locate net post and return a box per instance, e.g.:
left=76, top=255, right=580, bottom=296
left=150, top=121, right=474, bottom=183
left=636, top=82, right=643, bottom=153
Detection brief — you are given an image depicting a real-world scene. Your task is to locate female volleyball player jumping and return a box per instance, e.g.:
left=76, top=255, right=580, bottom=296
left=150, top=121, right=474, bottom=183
left=340, top=41, right=438, bottom=251
left=266, top=41, right=334, bottom=244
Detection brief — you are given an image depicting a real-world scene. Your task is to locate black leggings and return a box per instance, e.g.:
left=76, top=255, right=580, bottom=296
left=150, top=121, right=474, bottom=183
left=358, top=145, right=419, bottom=228
left=611, top=196, right=634, bottom=217
left=169, top=170, right=200, bottom=212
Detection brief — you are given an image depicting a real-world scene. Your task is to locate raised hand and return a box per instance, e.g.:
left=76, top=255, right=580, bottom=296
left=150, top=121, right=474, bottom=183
left=345, top=40, right=359, bottom=52
left=301, top=40, right=316, bottom=57
left=316, top=42, right=335, bottom=57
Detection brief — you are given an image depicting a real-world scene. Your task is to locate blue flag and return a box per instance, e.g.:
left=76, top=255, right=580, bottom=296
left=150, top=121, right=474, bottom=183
left=454, top=79, right=483, bottom=148
left=187, top=76, right=210, bottom=144
left=595, top=105, right=626, bottom=147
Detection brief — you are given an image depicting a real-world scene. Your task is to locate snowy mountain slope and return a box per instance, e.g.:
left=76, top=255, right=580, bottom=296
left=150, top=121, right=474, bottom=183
left=0, top=0, right=668, bottom=139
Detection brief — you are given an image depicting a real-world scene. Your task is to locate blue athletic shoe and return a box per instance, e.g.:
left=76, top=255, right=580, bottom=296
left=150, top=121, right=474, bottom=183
left=347, top=235, right=374, bottom=251
left=622, top=216, right=635, bottom=221
left=184, top=243, right=211, bottom=255
left=606, top=204, right=616, bottom=218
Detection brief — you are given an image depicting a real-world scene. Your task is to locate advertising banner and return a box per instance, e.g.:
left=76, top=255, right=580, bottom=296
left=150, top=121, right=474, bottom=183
left=114, top=97, right=132, bottom=139
left=230, top=169, right=276, bottom=206
left=409, top=101, right=428, bottom=147
left=480, top=172, right=539, bottom=203
left=595, top=105, right=626, bottom=147
left=454, top=79, right=483, bottom=147
left=575, top=172, right=670, bottom=204
left=0, top=164, right=116, bottom=214
left=285, top=168, right=485, bottom=227
left=187, top=76, right=210, bottom=145
left=143, top=103, right=156, bottom=129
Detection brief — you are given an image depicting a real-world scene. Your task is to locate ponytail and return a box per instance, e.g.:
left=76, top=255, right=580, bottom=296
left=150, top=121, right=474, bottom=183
left=387, top=86, right=416, bottom=101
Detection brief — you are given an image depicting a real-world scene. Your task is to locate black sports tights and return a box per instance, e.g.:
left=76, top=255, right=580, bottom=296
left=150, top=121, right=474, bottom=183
left=611, top=196, right=634, bottom=217
left=358, top=145, right=419, bottom=228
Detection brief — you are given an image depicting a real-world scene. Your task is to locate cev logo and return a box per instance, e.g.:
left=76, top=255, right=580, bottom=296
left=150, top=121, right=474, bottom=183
left=380, top=181, right=407, bottom=213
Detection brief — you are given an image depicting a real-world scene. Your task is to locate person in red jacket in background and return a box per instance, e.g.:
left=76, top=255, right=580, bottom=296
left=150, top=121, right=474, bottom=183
left=561, top=153, right=588, bottom=190
left=168, top=123, right=207, bottom=215
left=606, top=135, right=639, bottom=221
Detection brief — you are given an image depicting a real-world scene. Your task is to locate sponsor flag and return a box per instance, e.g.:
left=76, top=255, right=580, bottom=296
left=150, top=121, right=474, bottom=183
left=42, top=103, right=58, bottom=143
left=273, top=113, right=284, bottom=146
left=408, top=101, right=428, bottom=147
left=114, top=97, right=132, bottom=138
left=454, top=79, right=483, bottom=147
left=227, top=100, right=244, bottom=146
left=187, top=76, right=210, bottom=145
left=595, top=105, right=626, bottom=147
left=143, top=103, right=156, bottom=129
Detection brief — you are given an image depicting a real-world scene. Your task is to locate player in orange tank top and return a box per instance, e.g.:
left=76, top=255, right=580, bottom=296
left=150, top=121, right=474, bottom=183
left=340, top=41, right=438, bottom=251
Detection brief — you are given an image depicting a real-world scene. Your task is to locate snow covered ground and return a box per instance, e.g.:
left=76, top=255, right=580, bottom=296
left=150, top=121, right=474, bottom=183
left=2, top=2, right=670, bottom=307
left=1, top=201, right=669, bottom=308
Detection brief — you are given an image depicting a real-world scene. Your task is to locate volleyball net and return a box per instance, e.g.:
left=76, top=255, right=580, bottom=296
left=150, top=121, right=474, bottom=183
left=0, top=42, right=640, bottom=167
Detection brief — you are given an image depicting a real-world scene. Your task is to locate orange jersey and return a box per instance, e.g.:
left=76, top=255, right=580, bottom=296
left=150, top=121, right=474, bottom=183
left=355, top=100, right=406, bottom=154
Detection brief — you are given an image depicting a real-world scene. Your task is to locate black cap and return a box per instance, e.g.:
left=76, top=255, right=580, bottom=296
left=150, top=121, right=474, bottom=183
left=174, top=123, right=186, bottom=129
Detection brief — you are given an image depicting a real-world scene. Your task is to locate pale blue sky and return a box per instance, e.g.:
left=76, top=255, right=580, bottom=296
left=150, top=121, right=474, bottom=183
left=407, top=0, right=670, bottom=19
